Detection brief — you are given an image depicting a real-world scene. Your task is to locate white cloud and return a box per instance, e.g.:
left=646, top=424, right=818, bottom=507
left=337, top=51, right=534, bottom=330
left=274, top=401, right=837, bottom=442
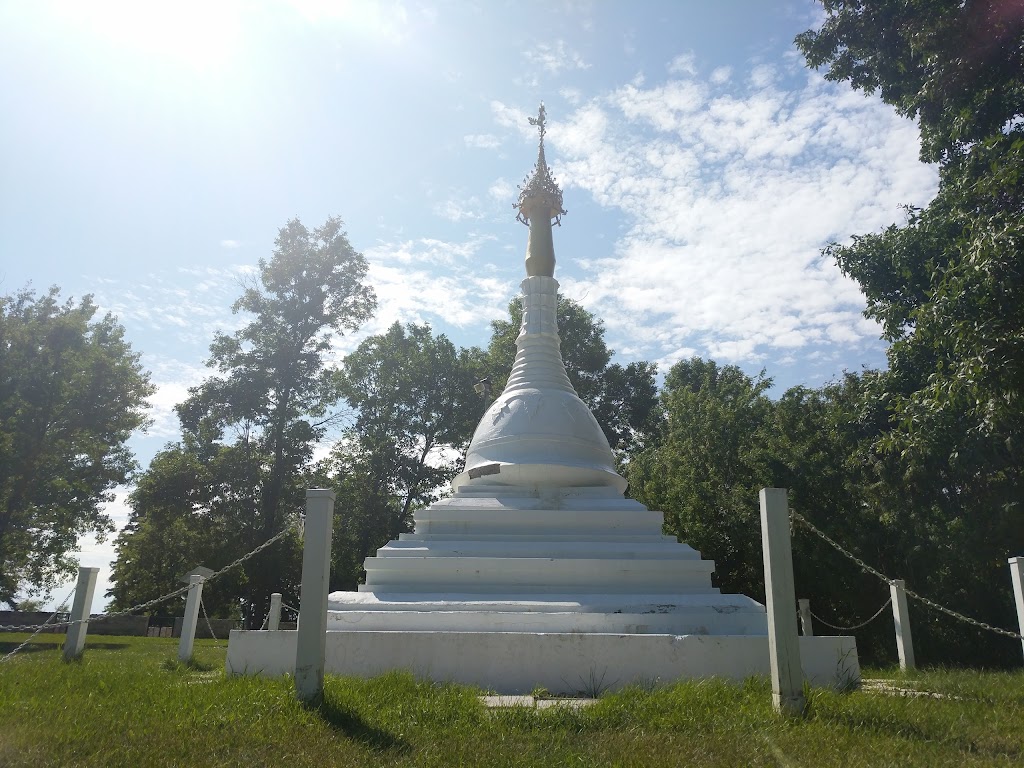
left=668, top=52, right=697, bottom=76
left=286, top=0, right=413, bottom=44
left=220, top=239, right=241, bottom=249
left=464, top=133, right=502, bottom=149
left=432, top=196, right=485, bottom=222
left=361, top=235, right=515, bottom=333
left=710, top=66, right=732, bottom=85
left=546, top=64, right=938, bottom=370
left=523, top=40, right=589, bottom=74
left=144, top=357, right=209, bottom=439
left=750, top=64, right=777, bottom=88
left=559, top=87, right=583, bottom=105
left=488, top=177, right=515, bottom=202
left=491, top=100, right=532, bottom=136
left=93, top=265, right=252, bottom=347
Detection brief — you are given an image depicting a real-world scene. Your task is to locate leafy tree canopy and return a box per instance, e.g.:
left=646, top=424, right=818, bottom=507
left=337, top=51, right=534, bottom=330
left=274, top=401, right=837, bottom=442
left=627, top=358, right=774, bottom=600
left=112, top=217, right=375, bottom=625
left=800, top=2, right=1024, bottom=518
left=322, top=321, right=482, bottom=588
left=796, top=0, right=1024, bottom=163
left=0, top=286, right=152, bottom=607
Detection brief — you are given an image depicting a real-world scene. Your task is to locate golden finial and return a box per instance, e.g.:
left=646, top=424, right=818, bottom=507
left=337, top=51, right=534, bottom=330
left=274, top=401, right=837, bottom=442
left=515, top=102, right=566, bottom=227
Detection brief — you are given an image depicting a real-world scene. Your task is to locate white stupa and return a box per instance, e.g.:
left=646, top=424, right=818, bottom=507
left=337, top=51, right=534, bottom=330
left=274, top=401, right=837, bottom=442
left=227, top=105, right=857, bottom=693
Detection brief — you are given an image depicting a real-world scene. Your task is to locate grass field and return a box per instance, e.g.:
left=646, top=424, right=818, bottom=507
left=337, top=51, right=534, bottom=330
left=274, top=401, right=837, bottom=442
left=0, top=634, right=1021, bottom=767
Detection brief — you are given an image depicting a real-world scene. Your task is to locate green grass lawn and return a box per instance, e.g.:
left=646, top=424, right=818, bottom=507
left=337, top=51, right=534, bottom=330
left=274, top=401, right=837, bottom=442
left=0, top=634, right=1021, bottom=767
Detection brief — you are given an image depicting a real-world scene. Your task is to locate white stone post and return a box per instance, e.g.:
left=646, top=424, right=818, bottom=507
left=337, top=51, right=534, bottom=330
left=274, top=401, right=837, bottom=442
left=268, top=592, right=283, bottom=631
left=295, top=489, right=335, bottom=704
left=1009, top=557, right=1024, bottom=662
left=798, top=599, right=814, bottom=637
left=759, top=488, right=805, bottom=716
left=178, top=574, right=205, bottom=662
left=890, top=579, right=916, bottom=671
left=63, top=567, right=99, bottom=661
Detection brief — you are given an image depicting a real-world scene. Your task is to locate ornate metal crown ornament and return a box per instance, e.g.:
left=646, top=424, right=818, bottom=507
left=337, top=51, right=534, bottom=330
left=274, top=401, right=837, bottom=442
left=515, top=103, right=567, bottom=226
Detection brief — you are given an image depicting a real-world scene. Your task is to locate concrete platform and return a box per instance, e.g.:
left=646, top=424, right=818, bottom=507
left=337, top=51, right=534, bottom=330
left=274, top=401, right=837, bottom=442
left=226, top=630, right=859, bottom=695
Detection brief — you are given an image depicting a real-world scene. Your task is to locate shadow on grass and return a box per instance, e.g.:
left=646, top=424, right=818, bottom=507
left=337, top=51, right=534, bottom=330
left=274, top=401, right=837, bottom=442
left=161, top=657, right=218, bottom=673
left=820, top=709, right=1023, bottom=761
left=0, top=642, right=59, bottom=656
left=314, top=698, right=412, bottom=755
left=0, top=640, right=130, bottom=655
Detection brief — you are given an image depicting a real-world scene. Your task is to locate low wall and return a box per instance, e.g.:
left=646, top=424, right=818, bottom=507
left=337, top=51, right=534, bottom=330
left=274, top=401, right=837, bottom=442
left=173, top=617, right=240, bottom=639
left=87, top=614, right=150, bottom=637
left=0, top=611, right=69, bottom=633
left=227, top=630, right=860, bottom=694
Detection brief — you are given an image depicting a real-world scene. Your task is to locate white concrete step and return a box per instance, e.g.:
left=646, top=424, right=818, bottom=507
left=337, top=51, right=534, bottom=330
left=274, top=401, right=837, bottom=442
left=376, top=540, right=703, bottom=560
left=414, top=506, right=667, bottom=536
left=361, top=556, right=716, bottom=593
left=325, top=608, right=766, bottom=635
left=397, top=532, right=678, bottom=543
left=328, top=591, right=761, bottom=613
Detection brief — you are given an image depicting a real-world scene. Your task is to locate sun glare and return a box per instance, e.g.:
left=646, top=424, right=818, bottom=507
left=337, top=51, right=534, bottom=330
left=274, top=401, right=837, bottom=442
left=54, top=0, right=242, bottom=73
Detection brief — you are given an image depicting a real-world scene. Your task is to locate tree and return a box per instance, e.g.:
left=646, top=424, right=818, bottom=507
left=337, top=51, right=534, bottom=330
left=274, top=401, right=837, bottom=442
left=0, top=287, right=153, bottom=608
left=796, top=0, right=1024, bottom=164
left=484, top=295, right=658, bottom=458
left=627, top=358, right=775, bottom=600
left=112, top=217, right=375, bottom=625
left=107, top=440, right=262, bottom=619
left=322, top=321, right=482, bottom=588
left=796, top=1, right=1024, bottom=665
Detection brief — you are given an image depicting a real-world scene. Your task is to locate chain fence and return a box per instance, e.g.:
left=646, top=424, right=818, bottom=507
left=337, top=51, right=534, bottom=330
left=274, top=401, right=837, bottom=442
left=809, top=597, right=892, bottom=632
left=199, top=597, right=221, bottom=644
left=0, top=585, right=78, bottom=663
left=0, top=516, right=301, bottom=659
left=790, top=509, right=1023, bottom=641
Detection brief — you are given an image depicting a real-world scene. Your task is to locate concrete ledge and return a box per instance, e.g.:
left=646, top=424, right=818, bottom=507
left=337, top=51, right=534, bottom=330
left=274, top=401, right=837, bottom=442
left=226, top=630, right=858, bottom=695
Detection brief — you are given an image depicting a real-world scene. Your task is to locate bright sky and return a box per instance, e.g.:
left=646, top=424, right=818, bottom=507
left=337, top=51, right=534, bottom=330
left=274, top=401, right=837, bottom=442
left=0, top=1, right=938, bottom=610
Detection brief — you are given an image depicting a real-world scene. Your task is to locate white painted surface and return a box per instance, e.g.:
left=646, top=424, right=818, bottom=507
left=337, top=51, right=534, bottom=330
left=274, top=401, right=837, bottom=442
left=890, top=579, right=916, bottom=670
left=759, top=488, right=805, bottom=715
left=63, top=567, right=99, bottom=660
left=268, top=592, right=282, bottom=632
left=294, top=489, right=334, bottom=703
left=178, top=574, right=205, bottom=661
left=453, top=276, right=624, bottom=493
left=1008, top=557, right=1024, bottom=661
left=798, top=598, right=814, bottom=637
left=227, top=630, right=858, bottom=695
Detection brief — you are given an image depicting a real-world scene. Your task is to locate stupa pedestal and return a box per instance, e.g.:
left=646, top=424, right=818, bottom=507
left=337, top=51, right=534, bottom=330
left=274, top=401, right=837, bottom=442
left=226, top=104, right=858, bottom=692
left=227, top=482, right=857, bottom=692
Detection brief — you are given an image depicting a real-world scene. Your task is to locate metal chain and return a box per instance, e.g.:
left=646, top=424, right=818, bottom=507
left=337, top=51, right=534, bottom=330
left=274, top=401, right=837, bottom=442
left=790, top=509, right=1024, bottom=641
left=199, top=596, right=221, bottom=644
left=0, top=585, right=77, bottom=662
left=0, top=519, right=299, bottom=634
left=810, top=597, right=892, bottom=632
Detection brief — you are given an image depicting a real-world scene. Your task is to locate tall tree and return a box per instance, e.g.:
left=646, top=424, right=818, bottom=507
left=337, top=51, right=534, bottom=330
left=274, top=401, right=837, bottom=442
left=113, top=217, right=375, bottom=625
left=107, top=439, right=270, bottom=618
left=0, top=287, right=152, bottom=607
left=796, top=0, right=1024, bottom=163
left=321, top=321, right=482, bottom=588
left=485, top=295, right=658, bottom=458
left=627, top=358, right=774, bottom=600
left=797, top=3, right=1024, bottom=664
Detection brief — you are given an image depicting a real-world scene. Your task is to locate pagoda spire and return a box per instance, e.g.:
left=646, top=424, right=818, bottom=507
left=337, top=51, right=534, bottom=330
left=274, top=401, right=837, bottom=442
left=516, top=103, right=566, bottom=277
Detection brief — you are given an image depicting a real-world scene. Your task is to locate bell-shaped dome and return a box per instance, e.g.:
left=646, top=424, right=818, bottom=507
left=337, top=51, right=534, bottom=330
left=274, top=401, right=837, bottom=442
left=452, top=275, right=625, bottom=492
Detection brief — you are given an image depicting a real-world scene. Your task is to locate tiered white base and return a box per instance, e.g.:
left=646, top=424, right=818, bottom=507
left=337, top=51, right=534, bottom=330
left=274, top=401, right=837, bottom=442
left=226, top=631, right=858, bottom=694
left=226, top=485, right=859, bottom=692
